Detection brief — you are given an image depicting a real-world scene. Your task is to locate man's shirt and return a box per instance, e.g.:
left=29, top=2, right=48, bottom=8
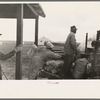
left=64, top=32, right=77, bottom=55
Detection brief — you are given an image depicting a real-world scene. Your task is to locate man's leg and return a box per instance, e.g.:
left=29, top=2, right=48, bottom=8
left=64, top=54, right=73, bottom=78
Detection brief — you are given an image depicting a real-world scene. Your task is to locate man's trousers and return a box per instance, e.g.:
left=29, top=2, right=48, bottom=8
left=63, top=54, right=74, bottom=78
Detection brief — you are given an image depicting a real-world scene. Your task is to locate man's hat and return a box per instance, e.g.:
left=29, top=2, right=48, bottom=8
left=71, top=25, right=77, bottom=30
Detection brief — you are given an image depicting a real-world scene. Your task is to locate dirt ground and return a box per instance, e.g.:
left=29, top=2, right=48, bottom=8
left=0, top=43, right=33, bottom=80
left=1, top=55, right=30, bottom=80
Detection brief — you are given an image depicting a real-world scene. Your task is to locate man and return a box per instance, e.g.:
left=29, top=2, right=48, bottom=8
left=27, top=41, right=61, bottom=79
left=63, top=25, right=78, bottom=78
left=0, top=34, right=22, bottom=79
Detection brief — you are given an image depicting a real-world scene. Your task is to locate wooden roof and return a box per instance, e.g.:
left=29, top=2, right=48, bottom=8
left=0, top=3, right=46, bottom=18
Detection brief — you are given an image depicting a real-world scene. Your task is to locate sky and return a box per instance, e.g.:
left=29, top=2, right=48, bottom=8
left=0, top=2, right=100, bottom=44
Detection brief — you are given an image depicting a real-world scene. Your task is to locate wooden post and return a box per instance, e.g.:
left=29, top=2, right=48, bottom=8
left=34, top=17, right=39, bottom=46
left=85, top=33, right=88, bottom=53
left=97, top=30, right=100, bottom=41
left=16, top=4, right=23, bottom=79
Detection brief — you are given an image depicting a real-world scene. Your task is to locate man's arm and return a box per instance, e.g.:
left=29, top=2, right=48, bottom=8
left=0, top=50, right=15, bottom=60
left=0, top=45, right=22, bottom=61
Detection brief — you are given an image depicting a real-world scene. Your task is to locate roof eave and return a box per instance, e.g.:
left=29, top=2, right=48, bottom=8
left=29, top=3, right=46, bottom=18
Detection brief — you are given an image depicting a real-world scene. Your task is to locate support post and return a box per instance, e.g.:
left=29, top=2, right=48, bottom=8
left=16, top=4, right=23, bottom=79
left=85, top=33, right=88, bottom=53
left=34, top=17, right=39, bottom=46
left=97, top=30, right=100, bottom=41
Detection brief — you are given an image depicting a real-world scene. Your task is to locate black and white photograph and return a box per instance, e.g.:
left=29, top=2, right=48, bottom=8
left=0, top=1, right=100, bottom=98
left=0, top=2, right=100, bottom=80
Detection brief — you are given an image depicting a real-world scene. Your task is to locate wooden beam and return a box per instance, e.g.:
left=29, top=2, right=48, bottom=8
left=16, top=4, right=23, bottom=80
left=34, top=17, right=39, bottom=46
left=26, top=4, right=38, bottom=17
left=85, top=33, right=88, bottom=53
left=0, top=13, right=16, bottom=18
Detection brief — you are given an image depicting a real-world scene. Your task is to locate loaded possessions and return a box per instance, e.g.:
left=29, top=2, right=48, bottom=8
left=45, top=60, right=64, bottom=74
left=37, top=60, right=64, bottom=79
left=73, top=58, right=89, bottom=79
left=28, top=47, right=62, bottom=79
